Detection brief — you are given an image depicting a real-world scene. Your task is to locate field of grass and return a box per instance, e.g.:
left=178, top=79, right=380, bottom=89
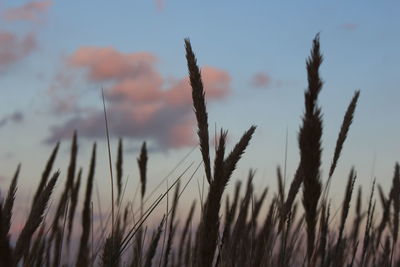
left=0, top=34, right=398, bottom=267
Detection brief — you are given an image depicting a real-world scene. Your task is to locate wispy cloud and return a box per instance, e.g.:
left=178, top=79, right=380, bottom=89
left=0, top=1, right=52, bottom=72
left=250, top=72, right=270, bottom=88
left=3, top=0, right=53, bottom=22
left=155, top=0, right=165, bottom=12
left=0, top=111, right=24, bottom=128
left=46, top=46, right=231, bottom=150
left=0, top=32, right=36, bottom=72
left=341, top=23, right=358, bottom=31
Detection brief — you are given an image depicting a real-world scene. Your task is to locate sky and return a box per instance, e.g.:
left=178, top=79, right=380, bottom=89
left=0, top=1, right=399, bottom=227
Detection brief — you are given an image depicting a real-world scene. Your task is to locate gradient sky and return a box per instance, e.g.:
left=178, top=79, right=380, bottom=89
left=0, top=1, right=399, bottom=224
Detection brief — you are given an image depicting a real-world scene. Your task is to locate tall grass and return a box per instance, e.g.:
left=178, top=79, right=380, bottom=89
left=0, top=34, right=398, bottom=267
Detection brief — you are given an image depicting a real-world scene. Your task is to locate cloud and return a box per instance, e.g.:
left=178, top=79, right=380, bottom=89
left=0, top=1, right=51, bottom=71
left=46, top=47, right=231, bottom=150
left=155, top=0, right=165, bottom=12
left=165, top=67, right=230, bottom=105
left=341, top=23, right=358, bottom=31
left=10, top=111, right=23, bottom=122
left=45, top=106, right=196, bottom=149
left=0, top=31, right=36, bottom=71
left=68, top=47, right=157, bottom=82
left=0, top=111, right=24, bottom=128
left=250, top=72, right=270, bottom=88
left=3, top=0, right=53, bottom=22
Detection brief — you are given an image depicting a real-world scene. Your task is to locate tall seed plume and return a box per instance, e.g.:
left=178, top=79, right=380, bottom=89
left=33, top=142, right=60, bottom=204
left=336, top=168, right=356, bottom=256
left=67, top=167, right=82, bottom=245
left=318, top=202, right=330, bottom=266
left=76, top=143, right=96, bottom=267
left=376, top=184, right=392, bottom=248
left=326, top=90, right=360, bottom=196
left=277, top=166, right=285, bottom=209
left=361, top=179, right=376, bottom=265
left=299, top=33, right=323, bottom=263
left=250, top=186, right=268, bottom=228
left=144, top=217, right=165, bottom=267
left=184, top=38, right=255, bottom=267
left=391, top=163, right=400, bottom=250
left=198, top=129, right=255, bottom=267
left=138, top=141, right=148, bottom=200
left=283, top=165, right=303, bottom=224
left=116, top=138, right=123, bottom=204
left=65, top=131, right=78, bottom=196
left=14, top=171, right=59, bottom=263
left=3, top=164, right=20, bottom=235
left=351, top=186, right=362, bottom=247
left=223, top=125, right=256, bottom=184
left=178, top=201, right=196, bottom=265
left=221, top=180, right=242, bottom=246
left=51, top=132, right=77, bottom=238
left=213, top=129, right=227, bottom=188
left=0, top=201, right=13, bottom=267
left=184, top=38, right=212, bottom=184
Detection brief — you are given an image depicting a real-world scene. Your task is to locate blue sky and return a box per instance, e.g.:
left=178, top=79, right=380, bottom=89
left=0, top=1, right=399, bottom=221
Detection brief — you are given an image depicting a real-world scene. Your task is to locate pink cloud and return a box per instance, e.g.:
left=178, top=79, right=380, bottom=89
left=165, top=66, right=230, bottom=105
left=130, top=103, right=163, bottom=124
left=0, top=31, right=36, bottom=71
left=341, top=23, right=358, bottom=31
left=155, top=0, right=165, bottom=12
left=0, top=1, right=51, bottom=71
left=46, top=46, right=231, bottom=150
left=251, top=72, right=270, bottom=88
left=3, top=0, right=53, bottom=22
left=69, top=47, right=157, bottom=82
left=167, top=120, right=196, bottom=148
left=107, top=77, right=163, bottom=104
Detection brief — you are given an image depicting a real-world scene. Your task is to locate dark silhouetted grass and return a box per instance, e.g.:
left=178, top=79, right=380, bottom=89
left=2, top=34, right=399, bottom=267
